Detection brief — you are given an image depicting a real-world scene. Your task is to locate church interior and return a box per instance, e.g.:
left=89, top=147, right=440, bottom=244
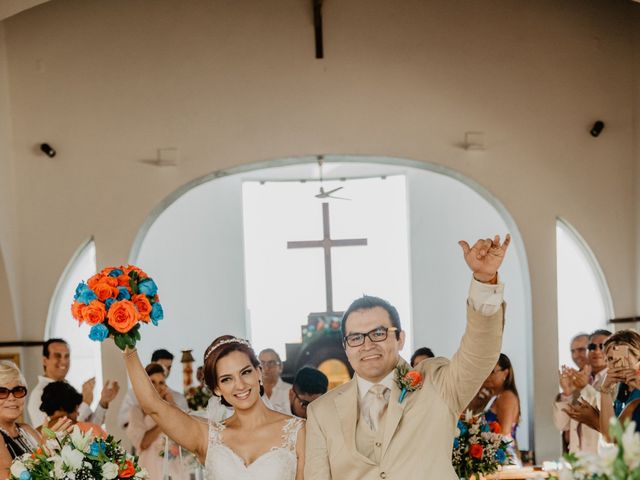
left=0, top=0, right=640, bottom=473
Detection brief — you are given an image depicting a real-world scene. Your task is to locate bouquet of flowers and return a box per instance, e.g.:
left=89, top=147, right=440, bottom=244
left=185, top=385, right=212, bottom=412
left=550, top=418, right=640, bottom=480
left=71, top=265, right=163, bottom=350
left=452, top=410, right=512, bottom=479
left=10, top=426, right=148, bottom=480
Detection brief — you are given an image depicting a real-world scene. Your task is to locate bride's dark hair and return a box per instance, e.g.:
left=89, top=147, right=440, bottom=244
left=203, top=335, right=264, bottom=407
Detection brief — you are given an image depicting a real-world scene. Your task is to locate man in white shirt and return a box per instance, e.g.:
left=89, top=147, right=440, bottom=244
left=259, top=348, right=292, bottom=414
left=117, top=348, right=189, bottom=428
left=28, top=338, right=120, bottom=427
left=553, top=329, right=611, bottom=454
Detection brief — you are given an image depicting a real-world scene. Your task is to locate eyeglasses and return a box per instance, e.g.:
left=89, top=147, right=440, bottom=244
left=260, top=360, right=281, bottom=368
left=343, top=326, right=398, bottom=348
left=292, top=389, right=310, bottom=409
left=588, top=343, right=605, bottom=351
left=0, top=386, right=27, bottom=399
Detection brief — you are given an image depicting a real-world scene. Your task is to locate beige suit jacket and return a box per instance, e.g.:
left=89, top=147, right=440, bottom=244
left=305, top=304, right=504, bottom=480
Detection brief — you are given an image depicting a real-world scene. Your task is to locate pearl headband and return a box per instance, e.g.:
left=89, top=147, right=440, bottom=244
left=204, top=338, right=251, bottom=361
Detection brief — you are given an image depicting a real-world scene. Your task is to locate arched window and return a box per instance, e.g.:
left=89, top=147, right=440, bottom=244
left=45, top=238, right=102, bottom=397
left=556, top=218, right=614, bottom=368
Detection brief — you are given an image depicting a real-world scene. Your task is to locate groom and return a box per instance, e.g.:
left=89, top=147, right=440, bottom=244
left=305, top=235, right=510, bottom=479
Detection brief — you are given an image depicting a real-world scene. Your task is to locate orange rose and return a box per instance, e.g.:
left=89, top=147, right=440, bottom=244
left=71, top=301, right=87, bottom=322
left=107, top=300, right=139, bottom=333
left=118, top=460, right=136, bottom=478
left=404, top=370, right=423, bottom=388
left=87, top=273, right=104, bottom=289
left=123, top=265, right=148, bottom=279
left=489, top=421, right=501, bottom=433
left=117, top=274, right=131, bottom=287
left=93, top=280, right=119, bottom=302
left=82, top=300, right=106, bottom=326
left=131, top=294, right=152, bottom=322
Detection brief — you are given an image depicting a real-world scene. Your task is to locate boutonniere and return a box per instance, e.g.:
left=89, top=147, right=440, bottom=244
left=395, top=364, right=423, bottom=403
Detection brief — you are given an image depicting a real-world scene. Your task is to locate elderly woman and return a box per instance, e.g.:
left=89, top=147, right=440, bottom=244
left=0, top=361, right=41, bottom=479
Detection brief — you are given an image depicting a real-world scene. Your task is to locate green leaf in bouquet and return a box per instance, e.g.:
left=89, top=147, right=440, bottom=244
left=114, top=334, right=127, bottom=351
left=129, top=276, right=139, bottom=295
left=133, top=327, right=141, bottom=341
left=42, top=426, right=57, bottom=439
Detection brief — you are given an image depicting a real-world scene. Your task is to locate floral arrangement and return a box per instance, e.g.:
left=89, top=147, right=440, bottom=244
left=71, top=265, right=163, bottom=350
left=185, top=385, right=212, bottom=411
left=452, top=410, right=512, bottom=478
left=394, top=364, right=423, bottom=403
left=10, top=426, right=148, bottom=480
left=550, top=418, right=640, bottom=480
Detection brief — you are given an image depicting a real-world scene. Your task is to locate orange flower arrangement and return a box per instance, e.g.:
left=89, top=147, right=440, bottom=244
left=71, top=265, right=163, bottom=350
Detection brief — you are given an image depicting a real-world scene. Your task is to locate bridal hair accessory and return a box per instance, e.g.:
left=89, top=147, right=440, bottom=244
left=70, top=265, right=164, bottom=350
left=394, top=364, right=423, bottom=403
left=204, top=338, right=251, bottom=361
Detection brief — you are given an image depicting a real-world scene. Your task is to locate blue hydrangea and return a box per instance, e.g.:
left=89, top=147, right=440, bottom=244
left=75, top=283, right=97, bottom=305
left=495, top=449, right=507, bottom=463
left=150, top=303, right=164, bottom=326
left=138, top=278, right=158, bottom=297
left=117, top=286, right=131, bottom=301
left=19, top=470, right=31, bottom=480
left=108, top=269, right=124, bottom=278
left=457, top=420, right=467, bottom=435
left=453, top=438, right=459, bottom=449
left=89, top=441, right=101, bottom=456
left=89, top=324, right=109, bottom=342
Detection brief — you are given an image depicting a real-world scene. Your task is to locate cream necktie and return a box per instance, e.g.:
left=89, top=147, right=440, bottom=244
left=363, top=384, right=390, bottom=431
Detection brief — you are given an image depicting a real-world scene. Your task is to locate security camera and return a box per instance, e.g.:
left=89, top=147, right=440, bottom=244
left=40, top=143, right=56, bottom=157
left=590, top=121, right=604, bottom=138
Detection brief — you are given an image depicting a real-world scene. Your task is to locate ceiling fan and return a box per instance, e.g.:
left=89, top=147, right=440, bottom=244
left=315, top=156, right=351, bottom=200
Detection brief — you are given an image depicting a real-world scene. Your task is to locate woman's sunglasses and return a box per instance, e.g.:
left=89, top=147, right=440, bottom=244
left=0, top=386, right=27, bottom=399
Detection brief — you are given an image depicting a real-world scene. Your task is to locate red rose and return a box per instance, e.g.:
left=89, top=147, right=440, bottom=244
left=469, top=444, right=483, bottom=459
left=118, top=460, right=136, bottom=478
left=489, top=421, right=501, bottom=433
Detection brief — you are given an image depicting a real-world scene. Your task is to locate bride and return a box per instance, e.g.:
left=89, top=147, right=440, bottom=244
left=124, top=335, right=305, bottom=479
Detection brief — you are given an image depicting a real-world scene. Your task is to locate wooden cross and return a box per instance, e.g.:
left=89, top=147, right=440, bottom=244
left=288, top=202, right=367, bottom=313
left=313, top=0, right=324, bottom=58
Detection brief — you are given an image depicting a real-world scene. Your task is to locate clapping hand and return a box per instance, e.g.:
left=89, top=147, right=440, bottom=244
left=459, top=235, right=511, bottom=283
left=99, top=380, right=120, bottom=408
left=563, top=399, right=600, bottom=431
left=81, top=377, right=96, bottom=406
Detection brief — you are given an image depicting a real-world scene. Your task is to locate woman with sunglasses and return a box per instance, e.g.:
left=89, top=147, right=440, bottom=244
left=0, top=361, right=40, bottom=479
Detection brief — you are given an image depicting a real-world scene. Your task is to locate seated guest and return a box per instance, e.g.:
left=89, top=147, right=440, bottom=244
left=126, top=363, right=189, bottom=480
left=40, top=381, right=106, bottom=439
left=0, top=361, right=41, bottom=479
left=410, top=347, right=435, bottom=367
left=289, top=367, right=329, bottom=419
left=553, top=329, right=610, bottom=454
left=483, top=353, right=522, bottom=466
left=259, top=348, right=292, bottom=413
left=598, top=330, right=640, bottom=439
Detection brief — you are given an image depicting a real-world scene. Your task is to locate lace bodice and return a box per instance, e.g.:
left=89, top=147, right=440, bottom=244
left=204, top=417, right=304, bottom=480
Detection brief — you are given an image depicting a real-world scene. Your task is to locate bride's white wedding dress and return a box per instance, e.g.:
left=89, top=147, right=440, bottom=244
left=204, top=417, right=304, bottom=479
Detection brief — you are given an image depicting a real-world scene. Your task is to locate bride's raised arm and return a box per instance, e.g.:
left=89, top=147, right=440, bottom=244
left=123, top=347, right=209, bottom=462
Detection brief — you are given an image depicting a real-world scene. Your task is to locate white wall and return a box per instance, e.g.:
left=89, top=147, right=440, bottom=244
left=0, top=0, right=638, bottom=459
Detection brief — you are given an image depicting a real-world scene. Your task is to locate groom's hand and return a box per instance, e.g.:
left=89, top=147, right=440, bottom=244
left=458, top=234, right=511, bottom=283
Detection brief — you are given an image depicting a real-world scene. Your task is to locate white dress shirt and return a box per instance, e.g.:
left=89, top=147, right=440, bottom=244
left=267, top=378, right=293, bottom=414
left=118, top=387, right=189, bottom=429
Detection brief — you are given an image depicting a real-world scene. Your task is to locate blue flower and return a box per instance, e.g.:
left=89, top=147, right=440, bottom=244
left=495, top=449, right=507, bottom=463
left=117, top=286, right=131, bottom=301
left=138, top=278, right=158, bottom=297
left=19, top=471, right=31, bottom=480
left=481, top=422, right=490, bottom=432
left=89, top=324, right=109, bottom=342
left=150, top=303, right=164, bottom=326
left=75, top=283, right=97, bottom=305
left=453, top=438, right=459, bottom=449
left=90, top=441, right=101, bottom=456
left=108, top=269, right=124, bottom=278
left=457, top=421, right=467, bottom=435
left=105, top=298, right=115, bottom=311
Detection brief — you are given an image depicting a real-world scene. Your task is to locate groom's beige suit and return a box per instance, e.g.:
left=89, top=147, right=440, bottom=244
left=305, top=304, right=504, bottom=480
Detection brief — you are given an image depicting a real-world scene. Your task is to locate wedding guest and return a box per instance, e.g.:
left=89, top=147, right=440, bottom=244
left=555, top=329, right=611, bottom=453
left=305, top=235, right=509, bottom=479
left=410, top=347, right=434, bottom=367
left=569, top=333, right=590, bottom=370
left=39, top=381, right=107, bottom=439
left=259, top=348, right=293, bottom=414
left=0, top=361, right=41, bottom=479
left=289, top=367, right=328, bottom=419
left=597, top=330, right=640, bottom=440
left=28, top=338, right=120, bottom=427
left=118, top=348, right=188, bottom=429
left=483, top=354, right=521, bottom=466
left=124, top=336, right=305, bottom=479
left=126, top=363, right=189, bottom=480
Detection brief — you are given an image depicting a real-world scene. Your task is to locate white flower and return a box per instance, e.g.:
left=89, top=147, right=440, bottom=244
left=60, top=445, right=84, bottom=471
left=69, top=426, right=93, bottom=452
left=9, top=460, right=27, bottom=477
left=621, top=421, right=640, bottom=469
left=135, top=468, right=149, bottom=479
left=101, top=462, right=119, bottom=479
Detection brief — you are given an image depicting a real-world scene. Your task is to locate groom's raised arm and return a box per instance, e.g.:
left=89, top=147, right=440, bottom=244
left=427, top=235, right=509, bottom=414
left=305, top=403, right=332, bottom=480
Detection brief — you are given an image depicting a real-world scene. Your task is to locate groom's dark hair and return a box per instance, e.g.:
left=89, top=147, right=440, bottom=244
left=341, top=295, right=402, bottom=338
